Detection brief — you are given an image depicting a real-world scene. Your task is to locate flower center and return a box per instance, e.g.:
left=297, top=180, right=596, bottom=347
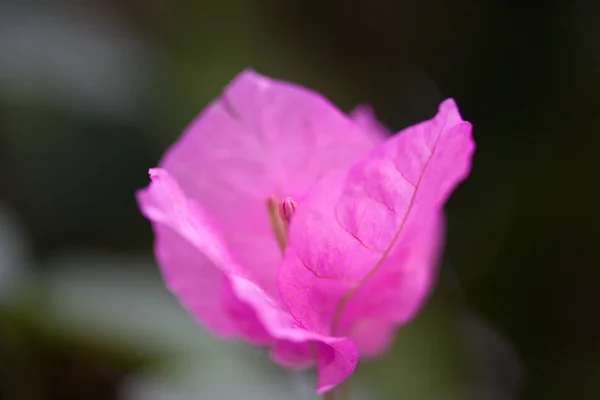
left=266, top=196, right=297, bottom=252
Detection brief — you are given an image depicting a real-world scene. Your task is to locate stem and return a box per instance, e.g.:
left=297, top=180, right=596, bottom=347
left=324, top=391, right=335, bottom=400
left=323, top=381, right=349, bottom=400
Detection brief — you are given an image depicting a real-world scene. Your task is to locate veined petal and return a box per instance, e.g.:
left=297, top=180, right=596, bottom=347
left=279, top=99, right=475, bottom=356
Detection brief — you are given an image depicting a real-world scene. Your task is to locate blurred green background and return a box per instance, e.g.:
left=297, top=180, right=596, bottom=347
left=1, top=0, right=599, bottom=399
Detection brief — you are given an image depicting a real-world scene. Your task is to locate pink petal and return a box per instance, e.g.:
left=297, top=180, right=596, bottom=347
left=228, top=274, right=358, bottom=393
left=137, top=168, right=358, bottom=393
left=137, top=168, right=264, bottom=340
left=279, top=99, right=475, bottom=356
left=137, top=168, right=240, bottom=275
left=270, top=340, right=314, bottom=368
left=158, top=69, right=379, bottom=298
left=349, top=103, right=390, bottom=141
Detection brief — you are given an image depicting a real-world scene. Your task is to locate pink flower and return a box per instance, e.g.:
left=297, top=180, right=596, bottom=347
left=136, top=69, right=474, bottom=393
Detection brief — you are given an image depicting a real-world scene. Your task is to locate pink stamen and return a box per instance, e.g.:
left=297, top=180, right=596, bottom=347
left=278, top=197, right=297, bottom=224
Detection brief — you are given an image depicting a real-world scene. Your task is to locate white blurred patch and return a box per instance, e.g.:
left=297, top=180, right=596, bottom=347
left=121, top=357, right=298, bottom=400
left=39, top=252, right=330, bottom=399
left=41, top=253, right=218, bottom=356
left=0, top=2, right=158, bottom=121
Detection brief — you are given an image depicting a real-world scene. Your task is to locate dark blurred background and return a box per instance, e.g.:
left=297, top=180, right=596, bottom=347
left=1, top=0, right=598, bottom=399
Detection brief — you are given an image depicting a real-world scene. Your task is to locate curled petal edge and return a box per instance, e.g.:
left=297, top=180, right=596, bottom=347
left=137, top=168, right=358, bottom=393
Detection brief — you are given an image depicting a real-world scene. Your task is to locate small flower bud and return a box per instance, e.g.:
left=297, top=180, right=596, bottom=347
left=278, top=197, right=297, bottom=224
